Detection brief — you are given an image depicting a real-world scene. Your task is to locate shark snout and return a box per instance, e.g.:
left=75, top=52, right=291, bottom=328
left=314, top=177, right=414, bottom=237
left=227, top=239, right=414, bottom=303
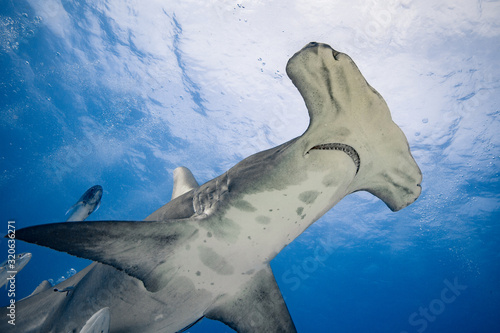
left=381, top=164, right=423, bottom=212
left=304, top=41, right=319, bottom=48
left=87, top=185, right=103, bottom=204
left=302, top=42, right=340, bottom=60
left=397, top=182, right=422, bottom=211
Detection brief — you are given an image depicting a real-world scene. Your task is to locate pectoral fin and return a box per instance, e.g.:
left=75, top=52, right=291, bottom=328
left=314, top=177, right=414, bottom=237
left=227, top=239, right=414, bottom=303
left=28, top=280, right=52, bottom=297
left=205, top=266, right=296, bottom=333
left=79, top=307, right=110, bottom=333
left=15, top=220, right=199, bottom=292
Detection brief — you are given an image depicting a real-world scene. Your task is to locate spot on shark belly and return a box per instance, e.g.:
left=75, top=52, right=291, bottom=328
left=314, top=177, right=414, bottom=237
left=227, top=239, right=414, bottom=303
left=198, top=246, right=234, bottom=276
left=298, top=191, right=320, bottom=205
left=323, top=173, right=342, bottom=187
left=255, top=216, right=271, bottom=225
left=233, top=200, right=257, bottom=212
left=202, top=217, right=241, bottom=243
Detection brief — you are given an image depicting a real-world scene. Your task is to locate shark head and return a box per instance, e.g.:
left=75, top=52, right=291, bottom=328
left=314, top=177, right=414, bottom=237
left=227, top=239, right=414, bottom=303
left=81, top=185, right=103, bottom=206
left=66, top=185, right=104, bottom=221
left=287, top=42, right=422, bottom=211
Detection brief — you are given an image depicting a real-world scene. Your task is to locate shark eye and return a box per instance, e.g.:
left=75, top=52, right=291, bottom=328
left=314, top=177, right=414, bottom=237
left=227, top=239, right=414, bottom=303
left=332, top=49, right=339, bottom=60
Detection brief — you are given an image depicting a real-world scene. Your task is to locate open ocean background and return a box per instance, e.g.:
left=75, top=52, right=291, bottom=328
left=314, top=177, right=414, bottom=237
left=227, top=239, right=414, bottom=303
left=1, top=0, right=499, bottom=332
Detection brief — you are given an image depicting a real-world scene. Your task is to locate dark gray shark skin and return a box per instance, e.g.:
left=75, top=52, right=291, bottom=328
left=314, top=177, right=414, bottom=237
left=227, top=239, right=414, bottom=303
left=3, top=43, right=422, bottom=333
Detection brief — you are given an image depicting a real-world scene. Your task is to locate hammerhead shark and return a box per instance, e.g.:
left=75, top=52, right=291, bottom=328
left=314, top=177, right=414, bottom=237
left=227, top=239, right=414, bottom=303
left=4, top=42, right=421, bottom=332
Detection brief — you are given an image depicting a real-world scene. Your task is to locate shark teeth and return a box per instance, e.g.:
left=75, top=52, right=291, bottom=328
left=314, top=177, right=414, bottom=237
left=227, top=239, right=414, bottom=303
left=308, top=143, right=360, bottom=174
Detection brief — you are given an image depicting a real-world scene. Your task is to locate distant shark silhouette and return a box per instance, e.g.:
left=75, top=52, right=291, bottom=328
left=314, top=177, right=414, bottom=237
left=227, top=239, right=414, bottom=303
left=0, top=253, right=31, bottom=288
left=5, top=42, right=421, bottom=332
left=9, top=186, right=108, bottom=332
left=65, top=185, right=103, bottom=222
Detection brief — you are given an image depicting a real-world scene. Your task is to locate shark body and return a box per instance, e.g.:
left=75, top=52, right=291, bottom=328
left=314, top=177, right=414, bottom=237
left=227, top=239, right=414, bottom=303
left=5, top=43, right=421, bottom=332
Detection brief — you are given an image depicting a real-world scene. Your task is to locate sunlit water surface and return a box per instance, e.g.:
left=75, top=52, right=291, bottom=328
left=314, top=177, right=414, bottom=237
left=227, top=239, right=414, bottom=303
left=1, top=1, right=499, bottom=332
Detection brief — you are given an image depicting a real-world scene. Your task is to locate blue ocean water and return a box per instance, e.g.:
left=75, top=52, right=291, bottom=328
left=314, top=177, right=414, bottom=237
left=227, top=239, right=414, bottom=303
left=1, top=1, right=499, bottom=332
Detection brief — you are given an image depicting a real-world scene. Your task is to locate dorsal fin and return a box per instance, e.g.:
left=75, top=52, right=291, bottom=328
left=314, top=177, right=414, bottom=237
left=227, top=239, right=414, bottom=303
left=28, top=280, right=52, bottom=297
left=171, top=167, right=199, bottom=200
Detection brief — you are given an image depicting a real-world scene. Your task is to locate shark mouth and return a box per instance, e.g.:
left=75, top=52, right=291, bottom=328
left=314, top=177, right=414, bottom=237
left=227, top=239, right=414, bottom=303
left=308, top=143, right=360, bottom=174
